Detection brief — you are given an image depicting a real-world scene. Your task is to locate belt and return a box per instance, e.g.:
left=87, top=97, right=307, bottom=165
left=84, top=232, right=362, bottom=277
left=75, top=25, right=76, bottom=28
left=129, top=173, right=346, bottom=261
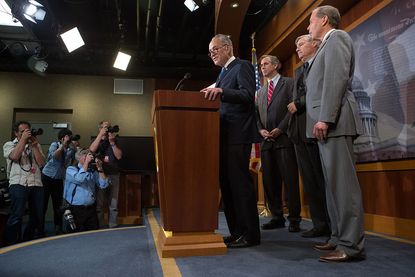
left=72, top=203, right=95, bottom=209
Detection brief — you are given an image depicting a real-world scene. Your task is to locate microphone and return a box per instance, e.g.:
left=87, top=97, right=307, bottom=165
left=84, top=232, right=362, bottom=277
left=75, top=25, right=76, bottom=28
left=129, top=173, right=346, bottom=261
left=174, top=72, right=191, bottom=91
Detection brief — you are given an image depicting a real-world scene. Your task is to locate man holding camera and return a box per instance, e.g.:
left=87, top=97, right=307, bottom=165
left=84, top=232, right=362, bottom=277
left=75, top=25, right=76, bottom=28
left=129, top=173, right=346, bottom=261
left=41, top=128, right=76, bottom=235
left=63, top=149, right=109, bottom=232
left=89, top=121, right=122, bottom=228
left=3, top=121, right=46, bottom=245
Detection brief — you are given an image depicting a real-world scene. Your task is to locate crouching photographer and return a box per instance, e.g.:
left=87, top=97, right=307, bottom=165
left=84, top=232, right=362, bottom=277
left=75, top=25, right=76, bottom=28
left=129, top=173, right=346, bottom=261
left=62, top=149, right=108, bottom=233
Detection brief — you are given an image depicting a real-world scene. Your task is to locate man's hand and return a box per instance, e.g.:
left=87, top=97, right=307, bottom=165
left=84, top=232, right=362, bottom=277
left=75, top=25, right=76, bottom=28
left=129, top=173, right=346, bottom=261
left=269, top=128, right=282, bottom=138
left=287, top=102, right=297, bottom=114
left=313, top=121, right=328, bottom=142
left=200, top=87, right=222, bottom=101
left=259, top=129, right=270, bottom=139
left=21, top=129, right=32, bottom=142
left=85, top=153, right=94, bottom=164
left=108, top=132, right=117, bottom=143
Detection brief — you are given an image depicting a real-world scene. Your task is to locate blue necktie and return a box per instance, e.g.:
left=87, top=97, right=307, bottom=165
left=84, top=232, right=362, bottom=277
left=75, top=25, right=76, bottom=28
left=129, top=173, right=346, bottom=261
left=218, top=67, right=226, bottom=80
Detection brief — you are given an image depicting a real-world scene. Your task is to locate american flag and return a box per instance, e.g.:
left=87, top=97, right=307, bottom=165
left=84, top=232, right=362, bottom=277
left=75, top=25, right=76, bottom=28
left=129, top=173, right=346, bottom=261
left=250, top=43, right=261, bottom=172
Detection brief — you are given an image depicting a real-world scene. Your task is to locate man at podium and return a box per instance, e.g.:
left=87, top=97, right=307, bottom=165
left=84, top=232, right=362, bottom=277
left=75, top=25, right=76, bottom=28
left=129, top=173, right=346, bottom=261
left=201, top=34, right=261, bottom=248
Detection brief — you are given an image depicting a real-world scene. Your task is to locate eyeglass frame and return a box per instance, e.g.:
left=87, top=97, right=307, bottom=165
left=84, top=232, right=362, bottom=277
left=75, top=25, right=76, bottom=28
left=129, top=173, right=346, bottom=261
left=208, top=44, right=228, bottom=57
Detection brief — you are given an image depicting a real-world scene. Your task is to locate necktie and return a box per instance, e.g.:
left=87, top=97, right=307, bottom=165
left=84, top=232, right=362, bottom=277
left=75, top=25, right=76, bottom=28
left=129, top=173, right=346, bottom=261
left=218, top=67, right=226, bottom=80
left=267, top=80, right=274, bottom=105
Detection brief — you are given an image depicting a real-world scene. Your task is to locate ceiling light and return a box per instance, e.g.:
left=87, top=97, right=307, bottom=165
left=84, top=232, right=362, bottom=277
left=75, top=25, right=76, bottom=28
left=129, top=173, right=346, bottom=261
left=22, top=0, right=46, bottom=23
left=113, top=51, right=131, bottom=71
left=27, top=54, right=48, bottom=76
left=0, top=0, right=23, bottom=27
left=184, top=0, right=199, bottom=12
left=230, top=2, right=239, bottom=8
left=60, top=27, right=85, bottom=53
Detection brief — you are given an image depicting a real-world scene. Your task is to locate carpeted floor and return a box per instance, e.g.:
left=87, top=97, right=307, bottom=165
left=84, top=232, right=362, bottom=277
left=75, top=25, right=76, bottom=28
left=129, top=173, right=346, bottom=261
left=0, top=209, right=414, bottom=277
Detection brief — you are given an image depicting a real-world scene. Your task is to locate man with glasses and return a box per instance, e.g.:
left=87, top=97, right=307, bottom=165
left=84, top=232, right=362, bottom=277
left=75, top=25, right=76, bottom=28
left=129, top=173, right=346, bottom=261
left=201, top=34, right=260, bottom=248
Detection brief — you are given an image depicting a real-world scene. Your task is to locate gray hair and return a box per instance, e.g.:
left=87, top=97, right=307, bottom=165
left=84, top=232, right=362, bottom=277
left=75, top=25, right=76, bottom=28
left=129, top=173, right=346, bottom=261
left=315, top=5, right=341, bottom=29
left=75, top=148, right=89, bottom=161
left=260, top=54, right=281, bottom=71
left=212, top=34, right=233, bottom=47
left=295, top=34, right=321, bottom=47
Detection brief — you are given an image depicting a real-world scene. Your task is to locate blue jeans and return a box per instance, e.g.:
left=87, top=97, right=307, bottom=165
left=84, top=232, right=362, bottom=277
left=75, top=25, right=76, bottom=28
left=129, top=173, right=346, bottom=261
left=5, top=184, right=44, bottom=245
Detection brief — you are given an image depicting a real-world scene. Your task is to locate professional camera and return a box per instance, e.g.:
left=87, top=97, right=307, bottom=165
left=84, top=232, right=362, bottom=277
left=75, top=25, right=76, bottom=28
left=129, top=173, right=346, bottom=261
left=31, top=128, right=43, bottom=136
left=70, top=134, right=81, bottom=141
left=107, top=125, right=119, bottom=133
left=63, top=209, right=76, bottom=231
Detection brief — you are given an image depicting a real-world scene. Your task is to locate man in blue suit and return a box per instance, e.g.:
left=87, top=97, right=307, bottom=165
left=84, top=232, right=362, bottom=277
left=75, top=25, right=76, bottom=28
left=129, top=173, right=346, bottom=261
left=201, top=34, right=260, bottom=248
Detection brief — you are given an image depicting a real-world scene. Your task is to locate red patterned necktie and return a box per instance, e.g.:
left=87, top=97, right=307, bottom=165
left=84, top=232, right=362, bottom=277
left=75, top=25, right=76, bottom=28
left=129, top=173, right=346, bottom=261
left=267, top=80, right=274, bottom=105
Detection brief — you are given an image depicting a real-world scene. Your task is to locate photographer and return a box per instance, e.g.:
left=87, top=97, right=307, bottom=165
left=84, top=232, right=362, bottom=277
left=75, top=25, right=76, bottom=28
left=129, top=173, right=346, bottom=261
left=41, top=128, right=76, bottom=235
left=2, top=121, right=45, bottom=245
left=63, top=149, right=108, bottom=232
left=89, top=121, right=122, bottom=228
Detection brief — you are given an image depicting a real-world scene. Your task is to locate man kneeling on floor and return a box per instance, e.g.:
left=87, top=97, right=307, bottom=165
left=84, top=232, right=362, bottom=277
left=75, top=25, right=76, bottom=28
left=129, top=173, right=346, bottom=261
left=63, top=149, right=108, bottom=233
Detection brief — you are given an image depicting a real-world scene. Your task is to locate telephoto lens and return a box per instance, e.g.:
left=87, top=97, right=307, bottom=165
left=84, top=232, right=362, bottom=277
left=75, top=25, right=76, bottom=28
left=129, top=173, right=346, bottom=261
left=64, top=209, right=76, bottom=231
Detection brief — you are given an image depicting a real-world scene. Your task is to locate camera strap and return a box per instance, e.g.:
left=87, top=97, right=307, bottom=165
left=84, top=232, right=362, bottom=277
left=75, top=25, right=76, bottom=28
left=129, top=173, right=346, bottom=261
left=70, top=184, right=78, bottom=205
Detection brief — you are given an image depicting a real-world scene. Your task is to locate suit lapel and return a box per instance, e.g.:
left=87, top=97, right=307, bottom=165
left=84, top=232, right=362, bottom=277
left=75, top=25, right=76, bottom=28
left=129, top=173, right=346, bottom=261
left=216, top=58, right=238, bottom=87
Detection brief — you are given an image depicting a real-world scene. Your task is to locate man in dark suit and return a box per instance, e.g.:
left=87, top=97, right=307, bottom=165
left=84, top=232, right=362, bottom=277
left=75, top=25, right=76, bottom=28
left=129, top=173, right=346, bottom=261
left=306, top=5, right=365, bottom=262
left=201, top=34, right=260, bottom=248
left=255, top=55, right=301, bottom=232
left=287, top=35, right=330, bottom=238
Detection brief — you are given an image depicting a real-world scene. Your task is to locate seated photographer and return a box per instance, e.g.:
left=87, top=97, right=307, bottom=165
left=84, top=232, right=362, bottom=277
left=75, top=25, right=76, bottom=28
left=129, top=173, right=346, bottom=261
left=41, top=128, right=76, bottom=235
left=89, top=121, right=122, bottom=228
left=63, top=149, right=108, bottom=232
left=3, top=121, right=46, bottom=245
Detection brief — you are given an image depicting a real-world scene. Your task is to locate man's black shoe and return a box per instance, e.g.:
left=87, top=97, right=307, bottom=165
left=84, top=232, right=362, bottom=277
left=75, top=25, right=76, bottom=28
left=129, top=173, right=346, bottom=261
left=226, top=236, right=260, bottom=248
left=223, top=235, right=237, bottom=244
left=261, top=219, right=285, bottom=230
left=301, top=227, right=331, bottom=238
left=288, top=222, right=301, bottom=232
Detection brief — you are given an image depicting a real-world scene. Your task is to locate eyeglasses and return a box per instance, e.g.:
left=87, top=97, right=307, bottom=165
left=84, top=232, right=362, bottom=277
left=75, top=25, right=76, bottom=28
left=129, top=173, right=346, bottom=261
left=208, top=44, right=228, bottom=57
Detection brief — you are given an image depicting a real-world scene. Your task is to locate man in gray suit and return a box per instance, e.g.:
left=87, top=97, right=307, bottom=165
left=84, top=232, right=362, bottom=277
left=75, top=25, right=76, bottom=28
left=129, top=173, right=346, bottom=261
left=255, top=55, right=301, bottom=233
left=305, top=5, right=365, bottom=262
left=287, top=35, right=330, bottom=238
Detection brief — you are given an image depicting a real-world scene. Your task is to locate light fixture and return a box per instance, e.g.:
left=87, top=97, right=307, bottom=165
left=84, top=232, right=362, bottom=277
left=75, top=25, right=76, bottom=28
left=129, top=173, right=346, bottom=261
left=184, top=0, right=199, bottom=12
left=27, top=54, right=48, bottom=76
left=113, top=51, right=131, bottom=71
left=22, top=0, right=46, bottom=23
left=60, top=27, right=85, bottom=53
left=230, top=2, right=239, bottom=8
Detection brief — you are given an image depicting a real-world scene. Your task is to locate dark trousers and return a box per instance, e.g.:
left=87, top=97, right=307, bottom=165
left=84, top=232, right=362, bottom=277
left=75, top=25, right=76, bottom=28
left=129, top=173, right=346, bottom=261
left=69, top=204, right=98, bottom=233
left=41, top=173, right=64, bottom=232
left=5, top=184, right=44, bottom=245
left=261, top=146, right=301, bottom=223
left=294, top=141, right=329, bottom=230
left=220, top=143, right=260, bottom=243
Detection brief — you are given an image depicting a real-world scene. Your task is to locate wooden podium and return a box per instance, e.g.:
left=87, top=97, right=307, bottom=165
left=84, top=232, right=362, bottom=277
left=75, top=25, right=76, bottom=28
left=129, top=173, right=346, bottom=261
left=152, top=90, right=227, bottom=257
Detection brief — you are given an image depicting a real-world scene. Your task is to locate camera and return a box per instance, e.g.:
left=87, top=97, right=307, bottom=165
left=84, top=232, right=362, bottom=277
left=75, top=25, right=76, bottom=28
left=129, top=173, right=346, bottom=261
left=107, top=125, right=119, bottom=133
left=63, top=209, right=76, bottom=231
left=31, top=128, right=43, bottom=136
left=70, top=134, right=81, bottom=141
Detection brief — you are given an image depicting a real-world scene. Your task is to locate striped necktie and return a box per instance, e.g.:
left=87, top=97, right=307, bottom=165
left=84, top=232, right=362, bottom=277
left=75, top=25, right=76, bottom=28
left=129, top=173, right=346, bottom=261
left=267, top=80, right=274, bottom=105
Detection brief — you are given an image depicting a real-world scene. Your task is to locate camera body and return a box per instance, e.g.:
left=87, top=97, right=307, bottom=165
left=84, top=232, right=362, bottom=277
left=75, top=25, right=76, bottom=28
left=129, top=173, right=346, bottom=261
left=70, top=134, right=81, bottom=141
left=31, top=128, right=43, bottom=137
left=107, top=125, right=119, bottom=133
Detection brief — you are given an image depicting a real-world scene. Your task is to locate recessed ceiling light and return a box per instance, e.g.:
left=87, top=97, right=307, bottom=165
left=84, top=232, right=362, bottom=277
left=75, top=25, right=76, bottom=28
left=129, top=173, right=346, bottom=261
left=113, top=51, right=132, bottom=71
left=230, top=2, right=239, bottom=8
left=60, top=27, right=85, bottom=53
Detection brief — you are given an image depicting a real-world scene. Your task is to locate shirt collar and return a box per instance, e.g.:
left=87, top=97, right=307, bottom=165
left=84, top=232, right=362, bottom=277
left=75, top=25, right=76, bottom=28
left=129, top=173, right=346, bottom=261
left=223, top=56, right=236, bottom=70
left=322, top=28, right=336, bottom=43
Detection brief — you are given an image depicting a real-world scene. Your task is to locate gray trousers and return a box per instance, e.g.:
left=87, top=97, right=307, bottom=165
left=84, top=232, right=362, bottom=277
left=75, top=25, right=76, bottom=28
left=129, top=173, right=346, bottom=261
left=96, top=174, right=120, bottom=228
left=318, top=136, right=365, bottom=257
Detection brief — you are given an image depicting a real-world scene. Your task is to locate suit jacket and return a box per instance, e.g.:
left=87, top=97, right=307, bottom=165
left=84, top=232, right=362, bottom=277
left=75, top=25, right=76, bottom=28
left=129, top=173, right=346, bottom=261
left=287, top=66, right=309, bottom=144
left=216, top=58, right=260, bottom=145
left=255, top=75, right=294, bottom=150
left=305, top=30, right=363, bottom=138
